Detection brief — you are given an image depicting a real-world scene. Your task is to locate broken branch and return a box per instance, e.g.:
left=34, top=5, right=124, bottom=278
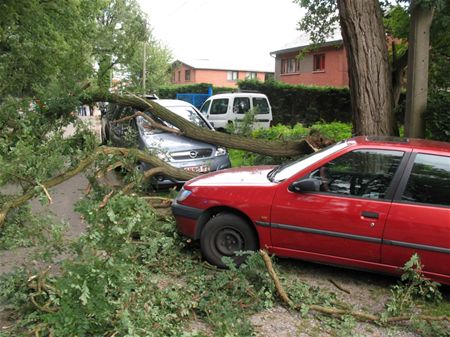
left=37, top=182, right=53, bottom=204
left=259, top=250, right=293, bottom=307
left=0, top=146, right=197, bottom=228
left=98, top=190, right=114, bottom=209
left=328, top=278, right=351, bottom=294
left=259, top=250, right=450, bottom=325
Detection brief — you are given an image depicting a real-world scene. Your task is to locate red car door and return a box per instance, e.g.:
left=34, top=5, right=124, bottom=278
left=382, top=152, right=450, bottom=282
left=270, top=148, right=408, bottom=263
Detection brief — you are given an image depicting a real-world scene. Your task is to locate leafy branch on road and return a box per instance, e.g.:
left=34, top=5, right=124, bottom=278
left=260, top=250, right=450, bottom=325
left=0, top=146, right=197, bottom=227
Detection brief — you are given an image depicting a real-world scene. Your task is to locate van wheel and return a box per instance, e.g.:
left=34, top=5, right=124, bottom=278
left=200, top=213, right=258, bottom=267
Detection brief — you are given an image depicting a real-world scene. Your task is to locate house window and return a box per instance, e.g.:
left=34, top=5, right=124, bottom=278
left=227, top=71, right=238, bottom=81
left=178, top=71, right=181, bottom=81
left=281, top=58, right=299, bottom=74
left=185, top=69, right=191, bottom=81
left=265, top=73, right=274, bottom=81
left=246, top=72, right=257, bottom=79
left=313, top=54, right=325, bottom=71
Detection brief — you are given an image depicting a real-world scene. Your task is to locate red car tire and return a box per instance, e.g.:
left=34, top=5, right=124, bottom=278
left=200, top=213, right=258, bottom=267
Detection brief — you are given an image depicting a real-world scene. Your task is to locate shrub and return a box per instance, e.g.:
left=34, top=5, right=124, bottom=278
left=310, top=121, right=352, bottom=142
left=425, top=91, right=450, bottom=142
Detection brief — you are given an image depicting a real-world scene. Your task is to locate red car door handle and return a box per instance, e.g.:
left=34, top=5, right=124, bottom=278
left=361, top=211, right=379, bottom=219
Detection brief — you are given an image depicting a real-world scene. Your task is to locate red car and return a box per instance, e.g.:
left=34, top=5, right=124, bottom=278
left=172, top=137, right=450, bottom=285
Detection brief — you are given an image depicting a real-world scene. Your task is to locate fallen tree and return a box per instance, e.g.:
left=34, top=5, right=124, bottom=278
left=87, top=93, right=320, bottom=156
left=1, top=92, right=324, bottom=227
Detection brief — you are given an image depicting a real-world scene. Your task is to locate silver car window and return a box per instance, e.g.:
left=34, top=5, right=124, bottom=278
left=168, top=106, right=209, bottom=128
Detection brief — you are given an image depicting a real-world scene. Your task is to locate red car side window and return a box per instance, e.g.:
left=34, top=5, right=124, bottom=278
left=402, top=153, right=450, bottom=206
left=310, top=149, right=404, bottom=199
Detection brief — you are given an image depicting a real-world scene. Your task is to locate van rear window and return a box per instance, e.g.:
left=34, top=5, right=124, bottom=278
left=253, top=97, right=270, bottom=114
left=210, top=99, right=229, bottom=114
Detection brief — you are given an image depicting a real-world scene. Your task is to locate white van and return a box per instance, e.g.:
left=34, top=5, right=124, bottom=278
left=199, top=92, right=272, bottom=131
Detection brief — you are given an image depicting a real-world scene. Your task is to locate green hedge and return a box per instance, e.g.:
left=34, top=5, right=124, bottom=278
left=238, top=80, right=351, bottom=125
left=425, top=91, right=450, bottom=142
left=157, top=81, right=448, bottom=142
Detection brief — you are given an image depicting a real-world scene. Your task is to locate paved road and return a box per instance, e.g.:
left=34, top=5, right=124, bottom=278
left=1, top=115, right=108, bottom=276
left=0, top=174, right=88, bottom=275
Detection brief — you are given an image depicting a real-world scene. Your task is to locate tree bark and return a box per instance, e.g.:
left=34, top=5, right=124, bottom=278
left=337, top=0, right=396, bottom=136
left=87, top=93, right=317, bottom=157
left=405, top=1, right=434, bottom=138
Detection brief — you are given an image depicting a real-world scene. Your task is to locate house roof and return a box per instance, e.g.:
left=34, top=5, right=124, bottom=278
left=173, top=58, right=274, bottom=73
left=270, top=39, right=343, bottom=56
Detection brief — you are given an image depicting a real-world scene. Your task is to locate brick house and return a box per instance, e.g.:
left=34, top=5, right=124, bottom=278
left=270, top=40, right=348, bottom=87
left=171, top=59, right=274, bottom=88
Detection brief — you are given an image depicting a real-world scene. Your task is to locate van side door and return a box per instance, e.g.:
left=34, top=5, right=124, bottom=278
left=208, top=98, right=230, bottom=131
left=252, top=96, right=272, bottom=129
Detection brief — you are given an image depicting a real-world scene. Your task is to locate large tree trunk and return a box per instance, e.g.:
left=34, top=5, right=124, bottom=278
left=337, top=0, right=396, bottom=136
left=89, top=93, right=317, bottom=157
left=404, top=1, right=434, bottom=138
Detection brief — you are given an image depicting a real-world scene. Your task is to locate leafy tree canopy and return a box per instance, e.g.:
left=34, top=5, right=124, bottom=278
left=0, top=0, right=171, bottom=104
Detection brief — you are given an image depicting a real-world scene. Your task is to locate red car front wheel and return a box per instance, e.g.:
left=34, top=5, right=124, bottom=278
left=200, top=213, right=258, bottom=268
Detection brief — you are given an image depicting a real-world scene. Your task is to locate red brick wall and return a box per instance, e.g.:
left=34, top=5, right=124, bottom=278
left=171, top=63, right=267, bottom=88
left=278, top=47, right=348, bottom=87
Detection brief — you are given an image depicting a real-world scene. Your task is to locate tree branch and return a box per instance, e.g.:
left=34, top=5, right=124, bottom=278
left=259, top=250, right=450, bottom=325
left=0, top=146, right=197, bottom=227
left=84, top=93, right=318, bottom=157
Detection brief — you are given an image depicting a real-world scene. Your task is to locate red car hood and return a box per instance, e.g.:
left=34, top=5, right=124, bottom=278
left=186, top=166, right=276, bottom=187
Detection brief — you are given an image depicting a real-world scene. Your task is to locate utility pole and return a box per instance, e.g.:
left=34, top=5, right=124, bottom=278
left=405, top=0, right=434, bottom=138
left=142, top=41, right=146, bottom=94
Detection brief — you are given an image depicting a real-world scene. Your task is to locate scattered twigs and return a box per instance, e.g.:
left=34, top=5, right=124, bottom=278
left=259, top=250, right=450, bottom=325
left=328, top=278, right=351, bottom=294
left=122, top=167, right=166, bottom=193
left=98, top=190, right=114, bottom=209
left=140, top=196, right=173, bottom=209
left=84, top=183, right=92, bottom=195
left=95, top=160, right=126, bottom=180
left=27, top=267, right=59, bottom=314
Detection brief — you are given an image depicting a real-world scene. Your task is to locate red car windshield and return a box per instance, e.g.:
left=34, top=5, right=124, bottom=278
left=269, top=141, right=350, bottom=182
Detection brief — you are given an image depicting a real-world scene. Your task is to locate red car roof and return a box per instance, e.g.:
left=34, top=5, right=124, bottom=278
left=349, top=136, right=450, bottom=153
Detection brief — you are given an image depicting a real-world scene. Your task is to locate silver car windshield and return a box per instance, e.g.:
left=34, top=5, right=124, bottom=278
left=168, top=106, right=209, bottom=129
left=137, top=106, right=210, bottom=135
left=269, top=141, right=350, bottom=182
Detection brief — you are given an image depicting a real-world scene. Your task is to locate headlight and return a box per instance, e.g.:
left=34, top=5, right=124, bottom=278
left=215, top=147, right=227, bottom=156
left=176, top=188, right=192, bottom=202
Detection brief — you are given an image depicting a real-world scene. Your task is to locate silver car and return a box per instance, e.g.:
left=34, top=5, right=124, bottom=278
left=101, top=99, right=231, bottom=186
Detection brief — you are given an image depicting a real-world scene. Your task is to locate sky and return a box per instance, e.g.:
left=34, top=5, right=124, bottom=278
left=137, top=0, right=308, bottom=71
